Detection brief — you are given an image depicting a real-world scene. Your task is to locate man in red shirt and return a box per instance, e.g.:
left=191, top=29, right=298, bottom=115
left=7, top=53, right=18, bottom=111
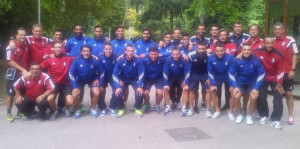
left=26, top=24, right=51, bottom=63
left=43, top=29, right=66, bottom=59
left=41, top=41, right=75, bottom=117
left=14, top=62, right=56, bottom=121
left=273, top=22, right=298, bottom=125
left=253, top=36, right=285, bottom=130
left=5, top=28, right=30, bottom=123
left=210, top=29, right=237, bottom=56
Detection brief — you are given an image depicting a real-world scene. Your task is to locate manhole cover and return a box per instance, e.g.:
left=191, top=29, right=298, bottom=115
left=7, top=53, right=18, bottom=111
left=165, top=127, right=212, bottom=142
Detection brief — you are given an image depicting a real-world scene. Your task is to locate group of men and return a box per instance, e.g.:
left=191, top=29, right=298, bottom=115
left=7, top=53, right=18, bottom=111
left=5, top=21, right=298, bottom=130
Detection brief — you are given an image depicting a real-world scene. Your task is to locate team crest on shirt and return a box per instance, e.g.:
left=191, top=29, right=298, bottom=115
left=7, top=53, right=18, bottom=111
left=79, top=64, right=83, bottom=67
left=171, top=63, right=174, bottom=67
left=115, top=44, right=118, bottom=47
left=102, top=60, right=106, bottom=63
left=213, top=62, right=216, bottom=65
left=122, top=63, right=126, bottom=66
left=74, top=41, right=77, bottom=45
left=137, top=45, right=141, bottom=48
left=63, top=62, right=66, bottom=66
left=260, top=56, right=263, bottom=59
left=194, top=59, right=198, bottom=62
left=51, top=62, right=56, bottom=65
left=272, top=58, right=275, bottom=63
left=38, top=80, right=41, bottom=84
left=225, top=61, right=228, bottom=65
left=91, top=65, right=94, bottom=69
left=93, top=44, right=97, bottom=47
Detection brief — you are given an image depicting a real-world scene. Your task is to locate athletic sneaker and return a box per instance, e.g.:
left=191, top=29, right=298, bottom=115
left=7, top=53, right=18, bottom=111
left=110, top=109, right=117, bottom=116
left=7, top=114, right=13, bottom=123
left=288, top=116, right=294, bottom=125
left=89, top=108, right=98, bottom=118
left=49, top=111, right=58, bottom=121
left=71, top=106, right=77, bottom=114
left=57, top=107, right=64, bottom=114
left=135, top=109, right=143, bottom=117
left=80, top=105, right=86, bottom=113
left=117, top=110, right=125, bottom=118
left=17, top=112, right=27, bottom=119
left=143, top=104, right=151, bottom=113
left=171, top=103, right=178, bottom=110
left=163, top=106, right=172, bottom=116
left=205, top=110, right=212, bottom=118
left=270, top=121, right=282, bottom=130
left=152, top=105, right=161, bottom=114
left=235, top=115, right=243, bottom=124
left=246, top=115, right=253, bottom=125
left=100, top=109, right=107, bottom=117
left=74, top=110, right=81, bottom=119
left=194, top=106, right=200, bottom=113
left=259, top=116, right=268, bottom=125
left=181, top=107, right=187, bottom=117
left=242, top=108, right=247, bottom=116
left=228, top=112, right=235, bottom=121
left=65, top=109, right=71, bottom=117
left=201, top=102, right=206, bottom=111
left=187, top=109, right=194, bottom=116
left=212, top=111, right=221, bottom=119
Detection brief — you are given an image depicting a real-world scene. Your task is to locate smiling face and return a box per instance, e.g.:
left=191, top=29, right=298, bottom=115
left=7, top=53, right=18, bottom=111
left=249, top=25, right=259, bottom=38
left=125, top=46, right=134, bottom=60
left=54, top=43, right=63, bottom=56
left=149, top=50, right=158, bottom=61
left=53, top=31, right=63, bottom=42
left=94, top=27, right=103, bottom=39
left=32, top=27, right=42, bottom=39
left=210, top=26, right=219, bottom=38
left=171, top=49, right=180, bottom=61
left=197, top=25, right=205, bottom=37
left=116, top=28, right=124, bottom=39
left=16, top=29, right=26, bottom=43
left=173, top=29, right=181, bottom=41
left=273, top=25, right=285, bottom=38
left=264, top=37, right=274, bottom=52
left=215, top=46, right=225, bottom=58
left=81, top=47, right=91, bottom=59
left=219, top=31, right=228, bottom=42
left=142, top=30, right=151, bottom=41
left=241, top=45, right=252, bottom=58
left=197, top=44, right=206, bottom=56
left=233, top=23, right=243, bottom=35
left=164, top=34, right=172, bottom=45
left=104, top=44, right=112, bottom=58
left=73, top=25, right=83, bottom=37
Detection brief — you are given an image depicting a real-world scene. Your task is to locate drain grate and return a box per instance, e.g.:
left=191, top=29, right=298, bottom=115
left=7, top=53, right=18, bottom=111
left=165, top=127, right=212, bottom=142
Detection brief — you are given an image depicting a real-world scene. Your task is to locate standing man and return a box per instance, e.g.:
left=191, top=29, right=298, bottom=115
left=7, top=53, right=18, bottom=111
left=163, top=47, right=191, bottom=116
left=5, top=28, right=30, bottom=122
left=210, top=29, right=237, bottom=56
left=159, top=32, right=175, bottom=58
left=111, top=26, right=133, bottom=58
left=97, top=43, right=118, bottom=116
left=253, top=36, right=285, bottom=130
left=188, top=42, right=210, bottom=116
left=229, top=43, right=265, bottom=124
left=142, top=47, right=166, bottom=114
left=190, top=24, right=209, bottom=47
left=229, top=21, right=249, bottom=50
left=27, top=24, right=51, bottom=63
left=87, top=25, right=107, bottom=56
left=41, top=41, right=75, bottom=117
left=112, top=45, right=145, bottom=117
left=69, top=45, right=102, bottom=119
left=66, top=24, right=90, bottom=57
left=208, top=24, right=219, bottom=48
left=207, top=42, right=234, bottom=118
left=273, top=22, right=298, bottom=125
left=172, top=28, right=182, bottom=47
left=134, top=28, right=158, bottom=58
left=43, top=29, right=65, bottom=60
left=14, top=62, right=56, bottom=121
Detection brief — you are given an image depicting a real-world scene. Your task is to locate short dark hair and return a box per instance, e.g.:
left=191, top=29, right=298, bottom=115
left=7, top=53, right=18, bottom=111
left=197, top=24, right=205, bottom=29
left=81, top=45, right=91, bottom=51
left=142, top=28, right=151, bottom=34
left=233, top=21, right=243, bottom=27
left=15, top=27, right=26, bottom=36
left=125, top=44, right=134, bottom=50
left=241, top=42, right=251, bottom=47
left=149, top=47, right=158, bottom=53
left=215, top=41, right=224, bottom=49
left=197, top=41, right=206, bottom=47
left=264, top=35, right=274, bottom=40
left=210, top=24, right=219, bottom=30
left=115, top=26, right=124, bottom=31
left=219, top=29, right=229, bottom=35
left=182, top=33, right=189, bottom=38
left=53, top=41, right=63, bottom=46
left=171, top=46, right=180, bottom=52
left=53, top=29, right=62, bottom=34
left=248, top=24, right=259, bottom=31
left=173, top=28, right=181, bottom=33
left=94, top=25, right=102, bottom=30
left=32, top=24, right=42, bottom=30
left=30, top=61, right=40, bottom=67
left=104, top=42, right=112, bottom=47
left=73, top=24, right=82, bottom=30
left=164, top=32, right=172, bottom=37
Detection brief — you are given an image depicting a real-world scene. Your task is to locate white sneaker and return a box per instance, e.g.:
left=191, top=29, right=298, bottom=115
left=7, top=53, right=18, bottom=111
left=212, top=111, right=221, bottom=119
left=259, top=116, right=268, bottom=125
left=228, top=112, right=235, bottom=121
left=235, top=115, right=243, bottom=124
left=187, top=109, right=194, bottom=116
left=288, top=116, right=294, bottom=125
left=205, top=110, right=212, bottom=118
left=270, top=121, right=282, bottom=130
left=246, top=115, right=253, bottom=125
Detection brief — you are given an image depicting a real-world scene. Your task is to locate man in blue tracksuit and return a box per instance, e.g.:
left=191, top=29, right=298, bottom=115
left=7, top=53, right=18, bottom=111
left=163, top=47, right=191, bottom=116
left=228, top=43, right=265, bottom=124
left=134, top=28, right=158, bottom=58
left=87, top=25, right=107, bottom=56
left=69, top=45, right=103, bottom=119
left=112, top=45, right=145, bottom=117
left=66, top=24, right=90, bottom=57
left=142, top=47, right=166, bottom=114
left=159, top=32, right=175, bottom=58
left=97, top=43, right=118, bottom=117
left=190, top=24, right=210, bottom=48
left=172, top=28, right=182, bottom=47
left=111, top=26, right=133, bottom=58
left=188, top=42, right=210, bottom=116
left=207, top=42, right=234, bottom=119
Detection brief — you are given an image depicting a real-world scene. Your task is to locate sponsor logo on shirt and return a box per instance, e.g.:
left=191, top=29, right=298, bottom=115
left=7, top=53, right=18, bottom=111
left=272, top=58, right=275, bottom=63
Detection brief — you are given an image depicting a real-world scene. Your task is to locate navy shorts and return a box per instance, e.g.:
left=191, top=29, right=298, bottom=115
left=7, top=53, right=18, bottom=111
left=54, top=84, right=72, bottom=96
left=6, top=77, right=19, bottom=96
left=77, top=81, right=100, bottom=91
left=143, top=78, right=163, bottom=90
left=237, top=82, right=255, bottom=93
left=168, top=77, right=184, bottom=87
left=189, top=80, right=209, bottom=90
left=283, top=73, right=294, bottom=91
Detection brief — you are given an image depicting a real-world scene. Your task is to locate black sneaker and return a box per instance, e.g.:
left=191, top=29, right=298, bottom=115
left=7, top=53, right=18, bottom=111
left=37, top=113, right=46, bottom=122
left=57, top=107, right=64, bottom=114
left=194, top=106, right=200, bottom=114
left=201, top=102, right=206, bottom=111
